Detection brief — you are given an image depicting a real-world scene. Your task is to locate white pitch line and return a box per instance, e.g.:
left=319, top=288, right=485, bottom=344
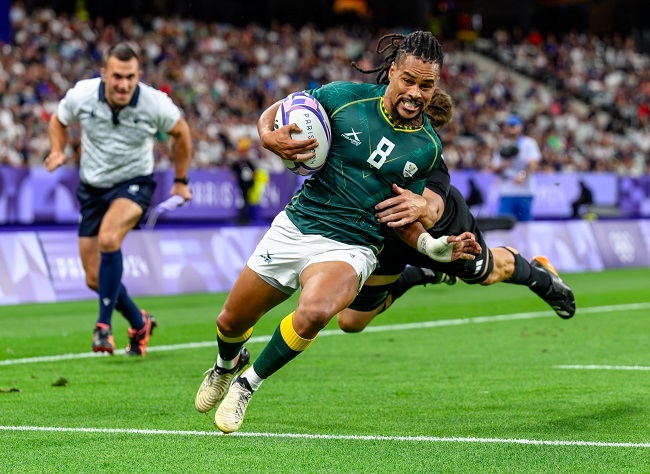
left=555, top=365, right=650, bottom=371
left=2, top=302, right=649, bottom=367
left=0, top=425, right=648, bottom=448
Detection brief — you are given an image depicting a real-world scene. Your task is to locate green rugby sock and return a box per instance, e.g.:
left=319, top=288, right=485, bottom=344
left=253, top=312, right=315, bottom=379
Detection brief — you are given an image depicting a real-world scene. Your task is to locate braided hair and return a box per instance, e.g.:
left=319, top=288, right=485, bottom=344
left=352, top=31, right=444, bottom=85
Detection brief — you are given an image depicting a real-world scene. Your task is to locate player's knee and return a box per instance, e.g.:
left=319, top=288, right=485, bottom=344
left=216, top=309, right=248, bottom=336
left=348, top=285, right=389, bottom=312
left=337, top=311, right=368, bottom=333
left=294, top=302, right=334, bottom=332
left=97, top=232, right=122, bottom=253
left=479, top=273, right=500, bottom=286
left=339, top=324, right=363, bottom=334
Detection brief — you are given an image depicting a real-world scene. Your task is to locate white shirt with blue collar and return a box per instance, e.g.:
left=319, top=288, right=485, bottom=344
left=57, top=77, right=181, bottom=188
left=492, top=134, right=542, bottom=197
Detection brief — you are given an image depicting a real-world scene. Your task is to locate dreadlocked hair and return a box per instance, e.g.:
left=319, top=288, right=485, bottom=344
left=352, top=31, right=444, bottom=85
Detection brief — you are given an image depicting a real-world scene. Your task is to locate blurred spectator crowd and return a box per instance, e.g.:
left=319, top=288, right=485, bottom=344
left=1, top=3, right=649, bottom=177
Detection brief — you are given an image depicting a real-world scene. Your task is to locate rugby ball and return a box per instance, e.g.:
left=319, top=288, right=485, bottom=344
left=274, top=92, right=332, bottom=176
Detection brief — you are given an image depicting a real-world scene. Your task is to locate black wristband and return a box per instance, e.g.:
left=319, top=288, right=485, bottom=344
left=173, top=176, right=189, bottom=185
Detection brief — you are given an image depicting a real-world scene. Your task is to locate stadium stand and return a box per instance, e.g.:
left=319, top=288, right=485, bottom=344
left=1, top=5, right=649, bottom=179
left=2, top=4, right=650, bottom=307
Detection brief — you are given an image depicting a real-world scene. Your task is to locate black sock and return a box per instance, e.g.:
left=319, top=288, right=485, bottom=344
left=390, top=266, right=427, bottom=302
left=506, top=253, right=551, bottom=296
left=114, top=284, right=144, bottom=330
left=97, top=250, right=123, bottom=326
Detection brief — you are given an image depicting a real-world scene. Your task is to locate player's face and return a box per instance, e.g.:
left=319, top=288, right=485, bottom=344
left=385, top=55, right=440, bottom=127
left=101, top=56, right=141, bottom=109
left=504, top=123, right=523, bottom=139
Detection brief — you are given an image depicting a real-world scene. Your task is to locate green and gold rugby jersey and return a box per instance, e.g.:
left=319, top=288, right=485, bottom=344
left=284, top=81, right=443, bottom=253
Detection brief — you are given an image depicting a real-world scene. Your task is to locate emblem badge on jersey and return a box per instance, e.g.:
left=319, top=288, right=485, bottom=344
left=342, top=128, right=362, bottom=146
left=403, top=161, right=418, bottom=178
left=128, top=184, right=140, bottom=195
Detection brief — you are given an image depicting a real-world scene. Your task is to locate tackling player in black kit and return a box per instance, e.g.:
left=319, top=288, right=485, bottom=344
left=338, top=87, right=576, bottom=332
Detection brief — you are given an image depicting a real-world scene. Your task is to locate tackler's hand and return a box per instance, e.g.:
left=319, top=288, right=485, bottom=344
left=417, top=232, right=482, bottom=262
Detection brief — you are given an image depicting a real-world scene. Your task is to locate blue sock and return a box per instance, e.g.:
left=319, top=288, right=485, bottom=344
left=97, top=250, right=124, bottom=326
left=114, top=284, right=145, bottom=330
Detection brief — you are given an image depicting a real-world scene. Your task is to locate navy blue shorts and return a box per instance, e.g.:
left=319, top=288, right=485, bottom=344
left=76, top=175, right=156, bottom=237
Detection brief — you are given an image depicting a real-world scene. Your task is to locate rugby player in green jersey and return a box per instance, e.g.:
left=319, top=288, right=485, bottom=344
left=337, top=87, right=576, bottom=334
left=194, top=31, right=481, bottom=433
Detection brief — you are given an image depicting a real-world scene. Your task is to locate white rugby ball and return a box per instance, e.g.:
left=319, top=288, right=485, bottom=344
left=274, top=92, right=332, bottom=176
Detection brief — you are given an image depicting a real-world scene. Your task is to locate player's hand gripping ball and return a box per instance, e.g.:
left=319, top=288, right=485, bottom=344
left=274, top=92, right=332, bottom=176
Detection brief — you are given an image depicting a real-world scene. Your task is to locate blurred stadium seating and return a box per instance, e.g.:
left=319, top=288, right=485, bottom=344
left=1, top=1, right=649, bottom=226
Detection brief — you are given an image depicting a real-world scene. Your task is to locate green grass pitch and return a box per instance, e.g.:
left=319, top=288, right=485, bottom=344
left=1, top=267, right=649, bottom=473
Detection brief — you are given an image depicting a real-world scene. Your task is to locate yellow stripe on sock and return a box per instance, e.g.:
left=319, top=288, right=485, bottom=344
left=280, top=312, right=315, bottom=352
left=217, top=327, right=253, bottom=343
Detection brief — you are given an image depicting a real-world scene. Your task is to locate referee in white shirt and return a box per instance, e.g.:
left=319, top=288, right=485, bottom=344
left=45, top=42, right=192, bottom=356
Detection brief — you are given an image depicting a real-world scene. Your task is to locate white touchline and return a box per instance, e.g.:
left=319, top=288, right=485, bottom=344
left=1, top=302, right=649, bottom=367
left=555, top=365, right=650, bottom=371
left=0, top=426, right=648, bottom=448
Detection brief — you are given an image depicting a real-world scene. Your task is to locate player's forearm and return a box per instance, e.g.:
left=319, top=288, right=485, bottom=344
left=257, top=101, right=281, bottom=148
left=395, top=221, right=428, bottom=249
left=420, top=189, right=445, bottom=229
left=48, top=113, right=68, bottom=152
left=395, top=221, right=455, bottom=262
left=170, top=118, right=192, bottom=178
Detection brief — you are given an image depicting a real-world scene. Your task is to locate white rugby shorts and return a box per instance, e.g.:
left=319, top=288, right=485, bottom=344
left=247, top=211, right=377, bottom=294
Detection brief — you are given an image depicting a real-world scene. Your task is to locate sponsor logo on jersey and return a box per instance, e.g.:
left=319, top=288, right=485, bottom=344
left=403, top=161, right=418, bottom=178
left=342, top=128, right=362, bottom=146
left=260, top=251, right=273, bottom=264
